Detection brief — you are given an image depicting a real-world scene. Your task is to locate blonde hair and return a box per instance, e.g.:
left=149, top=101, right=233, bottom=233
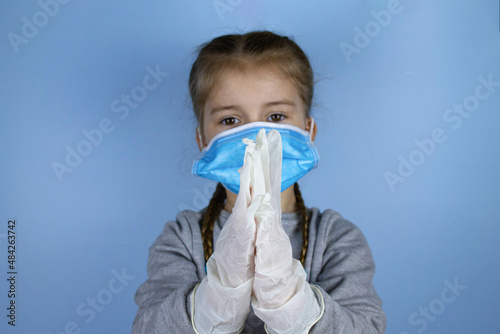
left=189, top=31, right=313, bottom=266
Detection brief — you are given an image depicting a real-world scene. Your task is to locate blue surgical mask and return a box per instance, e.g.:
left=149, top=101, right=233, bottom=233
left=192, top=119, right=319, bottom=193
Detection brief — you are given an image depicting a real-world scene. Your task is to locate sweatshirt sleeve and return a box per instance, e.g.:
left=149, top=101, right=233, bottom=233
left=132, top=211, right=202, bottom=333
left=308, top=213, right=386, bottom=333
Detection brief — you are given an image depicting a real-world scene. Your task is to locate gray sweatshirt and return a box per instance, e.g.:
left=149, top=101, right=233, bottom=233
left=133, top=207, right=386, bottom=333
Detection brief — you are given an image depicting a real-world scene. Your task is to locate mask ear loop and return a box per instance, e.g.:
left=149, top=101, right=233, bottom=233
left=309, top=117, right=315, bottom=143
left=197, top=127, right=204, bottom=149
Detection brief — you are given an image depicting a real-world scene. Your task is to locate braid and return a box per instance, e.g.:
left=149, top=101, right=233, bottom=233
left=201, top=182, right=227, bottom=263
left=294, top=183, right=309, bottom=266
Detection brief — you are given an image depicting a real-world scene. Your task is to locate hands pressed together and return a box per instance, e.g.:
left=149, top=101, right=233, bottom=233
left=192, top=129, right=323, bottom=334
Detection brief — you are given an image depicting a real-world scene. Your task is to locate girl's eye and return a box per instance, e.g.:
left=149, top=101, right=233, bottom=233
left=220, top=117, right=240, bottom=126
left=267, top=113, right=286, bottom=122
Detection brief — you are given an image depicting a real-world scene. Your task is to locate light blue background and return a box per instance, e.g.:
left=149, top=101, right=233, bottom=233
left=1, top=1, right=499, bottom=333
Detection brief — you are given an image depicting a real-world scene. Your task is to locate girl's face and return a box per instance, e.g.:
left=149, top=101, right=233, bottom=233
left=196, top=67, right=316, bottom=149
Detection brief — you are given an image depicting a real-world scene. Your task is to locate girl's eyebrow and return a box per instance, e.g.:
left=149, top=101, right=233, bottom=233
left=210, top=100, right=296, bottom=115
left=210, top=105, right=241, bottom=115
left=264, top=99, right=296, bottom=108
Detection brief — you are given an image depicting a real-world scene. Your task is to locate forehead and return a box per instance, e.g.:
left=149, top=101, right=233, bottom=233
left=207, top=66, right=301, bottom=106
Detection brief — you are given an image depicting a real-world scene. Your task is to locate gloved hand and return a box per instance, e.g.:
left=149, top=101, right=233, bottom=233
left=192, top=134, right=264, bottom=333
left=251, top=129, right=323, bottom=334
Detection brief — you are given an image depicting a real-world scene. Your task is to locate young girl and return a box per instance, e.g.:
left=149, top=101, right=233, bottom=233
left=133, top=31, right=386, bottom=333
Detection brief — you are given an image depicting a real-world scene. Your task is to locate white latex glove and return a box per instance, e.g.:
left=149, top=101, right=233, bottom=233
left=251, top=129, right=324, bottom=334
left=192, top=135, right=264, bottom=333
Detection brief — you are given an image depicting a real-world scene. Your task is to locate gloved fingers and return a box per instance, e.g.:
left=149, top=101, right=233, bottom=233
left=247, top=192, right=265, bottom=223
left=212, top=135, right=264, bottom=286
left=207, top=256, right=255, bottom=296
left=256, top=128, right=271, bottom=194
left=252, top=130, right=294, bottom=278
left=250, top=129, right=268, bottom=198
left=218, top=132, right=261, bottom=240
left=253, top=191, right=293, bottom=276
left=254, top=232, right=293, bottom=277
left=214, top=233, right=255, bottom=285
left=266, top=129, right=283, bottom=208
left=215, top=128, right=291, bottom=288
left=235, top=138, right=256, bottom=208
left=254, top=193, right=274, bottom=223
left=214, top=196, right=256, bottom=285
left=241, top=128, right=280, bottom=203
left=235, top=132, right=266, bottom=207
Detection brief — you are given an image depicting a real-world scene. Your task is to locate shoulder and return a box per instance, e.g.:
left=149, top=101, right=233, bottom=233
left=164, top=208, right=204, bottom=232
left=308, top=207, right=371, bottom=250
left=174, top=208, right=205, bottom=231
left=151, top=208, right=206, bottom=249
left=143, top=209, right=208, bottom=286
left=307, top=207, right=377, bottom=284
